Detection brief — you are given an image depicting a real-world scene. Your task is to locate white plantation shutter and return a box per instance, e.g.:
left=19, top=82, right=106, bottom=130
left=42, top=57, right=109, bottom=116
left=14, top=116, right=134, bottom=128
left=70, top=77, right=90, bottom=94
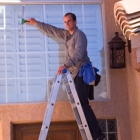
left=27, top=54, right=46, bottom=77
left=25, top=5, right=47, bottom=102
left=5, top=6, right=15, bottom=28
left=45, top=5, right=68, bottom=99
left=0, top=31, right=5, bottom=53
left=84, top=5, right=103, bottom=71
left=7, top=79, right=27, bottom=102
left=0, top=4, right=106, bottom=103
left=0, top=55, right=5, bottom=78
left=19, top=54, right=26, bottom=77
left=26, top=30, right=45, bottom=52
left=0, top=79, right=6, bottom=103
left=0, top=7, right=4, bottom=28
left=48, top=53, right=65, bottom=76
left=45, top=5, right=64, bottom=27
left=28, top=78, right=47, bottom=101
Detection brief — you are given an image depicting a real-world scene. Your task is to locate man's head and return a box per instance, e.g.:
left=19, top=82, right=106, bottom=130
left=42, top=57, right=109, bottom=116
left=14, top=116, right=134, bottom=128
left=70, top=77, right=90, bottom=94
left=63, top=13, right=77, bottom=34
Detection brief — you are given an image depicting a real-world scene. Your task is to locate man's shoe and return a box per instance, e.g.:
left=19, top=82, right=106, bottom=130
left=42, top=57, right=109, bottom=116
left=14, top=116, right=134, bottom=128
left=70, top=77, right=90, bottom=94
left=96, top=133, right=107, bottom=140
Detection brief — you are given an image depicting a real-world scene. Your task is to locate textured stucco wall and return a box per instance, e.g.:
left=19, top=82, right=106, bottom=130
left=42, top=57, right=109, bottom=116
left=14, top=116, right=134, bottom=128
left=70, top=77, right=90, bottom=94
left=125, top=49, right=140, bottom=140
left=103, top=0, right=140, bottom=140
left=0, top=0, right=140, bottom=140
left=0, top=102, right=75, bottom=140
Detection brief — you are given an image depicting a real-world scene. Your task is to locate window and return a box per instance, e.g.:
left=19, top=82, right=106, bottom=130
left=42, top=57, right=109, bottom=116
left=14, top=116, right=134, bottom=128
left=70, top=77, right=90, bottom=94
left=0, top=3, right=107, bottom=103
left=98, top=119, right=118, bottom=140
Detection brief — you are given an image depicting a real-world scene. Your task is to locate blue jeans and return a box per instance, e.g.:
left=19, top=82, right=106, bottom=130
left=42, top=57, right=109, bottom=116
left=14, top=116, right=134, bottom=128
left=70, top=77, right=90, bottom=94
left=74, top=75, right=101, bottom=139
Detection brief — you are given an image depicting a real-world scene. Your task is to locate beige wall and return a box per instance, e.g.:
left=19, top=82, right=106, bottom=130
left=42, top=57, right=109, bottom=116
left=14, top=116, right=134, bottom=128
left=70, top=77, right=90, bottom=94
left=103, top=0, right=140, bottom=140
left=0, top=0, right=140, bottom=140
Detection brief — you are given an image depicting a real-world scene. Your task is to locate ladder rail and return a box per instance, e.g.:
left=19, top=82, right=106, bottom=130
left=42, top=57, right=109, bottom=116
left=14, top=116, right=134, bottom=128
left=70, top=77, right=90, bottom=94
left=66, top=92, right=89, bottom=140
left=64, top=72, right=93, bottom=140
left=38, top=74, right=62, bottom=140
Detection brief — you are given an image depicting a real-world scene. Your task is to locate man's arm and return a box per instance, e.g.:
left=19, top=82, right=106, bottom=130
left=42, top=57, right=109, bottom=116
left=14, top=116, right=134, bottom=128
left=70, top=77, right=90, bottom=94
left=26, top=18, right=68, bottom=75
left=26, top=18, right=67, bottom=39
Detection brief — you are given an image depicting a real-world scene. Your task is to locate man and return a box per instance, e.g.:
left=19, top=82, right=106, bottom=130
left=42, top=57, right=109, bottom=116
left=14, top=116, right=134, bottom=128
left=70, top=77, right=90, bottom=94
left=26, top=13, right=106, bottom=140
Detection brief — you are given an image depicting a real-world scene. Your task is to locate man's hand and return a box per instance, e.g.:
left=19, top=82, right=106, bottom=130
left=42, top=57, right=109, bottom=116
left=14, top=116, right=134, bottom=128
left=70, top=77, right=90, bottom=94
left=26, top=18, right=37, bottom=25
left=57, top=65, right=67, bottom=75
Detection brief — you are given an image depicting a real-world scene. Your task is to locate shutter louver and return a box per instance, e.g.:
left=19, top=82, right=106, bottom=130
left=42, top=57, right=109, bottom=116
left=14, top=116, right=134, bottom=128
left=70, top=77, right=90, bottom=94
left=0, top=80, right=6, bottom=103
left=28, top=78, right=47, bottom=102
left=84, top=5, right=103, bottom=72
left=0, top=6, right=4, bottom=28
left=27, top=54, right=46, bottom=77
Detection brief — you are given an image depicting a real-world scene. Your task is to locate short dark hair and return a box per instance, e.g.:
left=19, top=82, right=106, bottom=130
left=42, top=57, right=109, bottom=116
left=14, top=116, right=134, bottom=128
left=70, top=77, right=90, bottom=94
left=64, top=13, right=76, bottom=21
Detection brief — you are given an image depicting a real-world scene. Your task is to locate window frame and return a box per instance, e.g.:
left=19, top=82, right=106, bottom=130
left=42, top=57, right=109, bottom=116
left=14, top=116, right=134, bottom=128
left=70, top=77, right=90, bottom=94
left=0, top=0, right=103, bottom=5
left=0, top=0, right=110, bottom=104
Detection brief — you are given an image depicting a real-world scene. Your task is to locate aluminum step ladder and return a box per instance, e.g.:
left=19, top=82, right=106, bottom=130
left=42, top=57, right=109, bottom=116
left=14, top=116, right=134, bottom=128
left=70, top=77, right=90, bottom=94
left=38, top=69, right=93, bottom=140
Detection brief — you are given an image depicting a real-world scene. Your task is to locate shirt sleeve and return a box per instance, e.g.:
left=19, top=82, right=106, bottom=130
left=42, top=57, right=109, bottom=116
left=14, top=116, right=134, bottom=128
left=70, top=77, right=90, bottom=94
left=36, top=21, right=68, bottom=39
left=65, top=31, right=88, bottom=68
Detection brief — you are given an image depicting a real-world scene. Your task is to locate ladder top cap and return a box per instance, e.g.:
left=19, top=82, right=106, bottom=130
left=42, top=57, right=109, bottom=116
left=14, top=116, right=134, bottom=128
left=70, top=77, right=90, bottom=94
left=62, top=69, right=67, bottom=73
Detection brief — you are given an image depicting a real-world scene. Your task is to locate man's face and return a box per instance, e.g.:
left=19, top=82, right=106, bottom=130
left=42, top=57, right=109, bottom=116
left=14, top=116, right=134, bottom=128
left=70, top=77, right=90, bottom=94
left=63, top=14, right=76, bottom=33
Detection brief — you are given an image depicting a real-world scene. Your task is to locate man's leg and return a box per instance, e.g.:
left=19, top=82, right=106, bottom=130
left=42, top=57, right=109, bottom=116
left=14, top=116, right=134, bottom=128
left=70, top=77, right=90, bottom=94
left=74, top=75, right=102, bottom=139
